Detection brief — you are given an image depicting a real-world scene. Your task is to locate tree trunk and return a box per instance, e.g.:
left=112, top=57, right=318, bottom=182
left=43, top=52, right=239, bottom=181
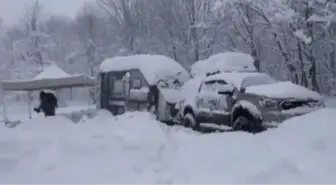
left=297, top=41, right=308, bottom=87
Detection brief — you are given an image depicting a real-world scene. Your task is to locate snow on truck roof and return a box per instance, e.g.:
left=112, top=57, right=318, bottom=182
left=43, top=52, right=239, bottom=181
left=99, top=54, right=190, bottom=85
left=191, top=52, right=257, bottom=77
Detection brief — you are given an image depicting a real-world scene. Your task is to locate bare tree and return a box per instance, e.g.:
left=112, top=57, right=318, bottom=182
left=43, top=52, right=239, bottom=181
left=97, top=0, right=141, bottom=53
left=25, top=0, right=45, bottom=69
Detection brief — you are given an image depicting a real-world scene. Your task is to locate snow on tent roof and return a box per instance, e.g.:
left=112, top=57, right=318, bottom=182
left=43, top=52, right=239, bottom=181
left=99, top=54, right=190, bottom=85
left=34, top=64, right=70, bottom=80
left=191, top=52, right=257, bottom=77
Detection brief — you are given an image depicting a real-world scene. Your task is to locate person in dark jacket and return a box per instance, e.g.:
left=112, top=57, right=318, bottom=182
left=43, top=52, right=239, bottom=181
left=34, top=91, right=58, bottom=117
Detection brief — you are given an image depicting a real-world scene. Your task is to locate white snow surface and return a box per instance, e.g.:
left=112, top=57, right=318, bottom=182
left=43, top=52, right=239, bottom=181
left=0, top=101, right=96, bottom=123
left=246, top=81, right=322, bottom=100
left=99, top=54, right=190, bottom=85
left=1, top=109, right=336, bottom=183
left=33, top=64, right=70, bottom=80
left=191, top=52, right=256, bottom=77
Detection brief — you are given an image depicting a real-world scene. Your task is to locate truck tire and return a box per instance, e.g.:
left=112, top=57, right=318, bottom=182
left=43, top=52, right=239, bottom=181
left=183, top=113, right=199, bottom=130
left=232, top=108, right=265, bottom=134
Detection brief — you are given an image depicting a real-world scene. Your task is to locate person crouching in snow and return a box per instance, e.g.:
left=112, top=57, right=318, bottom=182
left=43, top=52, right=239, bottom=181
left=34, top=91, right=58, bottom=117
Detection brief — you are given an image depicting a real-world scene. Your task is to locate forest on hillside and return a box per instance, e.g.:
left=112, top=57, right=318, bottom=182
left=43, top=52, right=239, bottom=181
left=0, top=0, right=336, bottom=96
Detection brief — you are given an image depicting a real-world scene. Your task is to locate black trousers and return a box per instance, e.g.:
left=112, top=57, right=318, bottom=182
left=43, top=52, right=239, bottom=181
left=43, top=108, right=55, bottom=117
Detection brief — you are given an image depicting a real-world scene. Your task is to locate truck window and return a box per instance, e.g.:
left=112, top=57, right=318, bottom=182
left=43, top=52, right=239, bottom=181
left=200, top=80, right=216, bottom=93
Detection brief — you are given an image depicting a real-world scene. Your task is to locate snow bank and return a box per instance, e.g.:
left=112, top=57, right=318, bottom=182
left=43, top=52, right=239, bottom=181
left=325, top=97, right=336, bottom=108
left=1, top=109, right=336, bottom=183
left=173, top=109, right=336, bottom=183
left=0, top=102, right=97, bottom=124
left=57, top=105, right=97, bottom=123
left=258, top=109, right=336, bottom=183
left=191, top=52, right=256, bottom=77
left=99, top=54, right=190, bottom=85
left=246, top=81, right=322, bottom=100
left=0, top=112, right=171, bottom=184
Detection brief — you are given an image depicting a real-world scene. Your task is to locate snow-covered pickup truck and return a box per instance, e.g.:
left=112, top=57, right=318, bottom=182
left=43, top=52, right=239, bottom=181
left=177, top=72, right=325, bottom=133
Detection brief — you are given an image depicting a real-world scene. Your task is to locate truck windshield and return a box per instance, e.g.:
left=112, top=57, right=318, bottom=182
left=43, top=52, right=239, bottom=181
left=241, top=75, right=277, bottom=88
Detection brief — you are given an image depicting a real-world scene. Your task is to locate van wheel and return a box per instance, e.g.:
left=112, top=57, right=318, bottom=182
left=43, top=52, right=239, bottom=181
left=183, top=113, right=199, bottom=130
left=232, top=112, right=265, bottom=134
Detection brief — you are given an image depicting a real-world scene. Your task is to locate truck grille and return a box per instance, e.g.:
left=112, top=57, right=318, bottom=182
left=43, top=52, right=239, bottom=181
left=279, top=100, right=315, bottom=110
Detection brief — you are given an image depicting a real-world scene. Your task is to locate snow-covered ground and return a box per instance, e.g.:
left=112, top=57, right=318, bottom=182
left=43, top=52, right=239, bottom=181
left=0, top=101, right=96, bottom=123
left=0, top=104, right=336, bottom=183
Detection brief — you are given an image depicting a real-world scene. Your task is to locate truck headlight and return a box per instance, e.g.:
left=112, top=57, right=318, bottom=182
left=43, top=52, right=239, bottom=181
left=309, top=100, right=325, bottom=108
left=259, top=98, right=278, bottom=108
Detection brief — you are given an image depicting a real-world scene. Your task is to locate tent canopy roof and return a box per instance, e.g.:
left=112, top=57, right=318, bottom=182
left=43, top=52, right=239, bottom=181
left=1, top=65, right=95, bottom=91
left=1, top=75, right=95, bottom=91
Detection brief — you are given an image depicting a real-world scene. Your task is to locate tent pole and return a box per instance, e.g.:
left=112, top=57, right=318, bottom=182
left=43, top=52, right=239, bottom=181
left=87, top=85, right=90, bottom=108
left=27, top=91, right=32, bottom=119
left=1, top=90, right=9, bottom=123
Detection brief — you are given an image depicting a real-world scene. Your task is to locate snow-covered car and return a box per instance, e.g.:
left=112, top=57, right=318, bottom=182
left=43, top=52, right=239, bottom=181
left=178, top=72, right=325, bottom=133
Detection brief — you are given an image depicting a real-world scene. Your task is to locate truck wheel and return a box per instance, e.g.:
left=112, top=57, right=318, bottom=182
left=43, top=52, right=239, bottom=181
left=232, top=111, right=265, bottom=134
left=183, top=113, right=199, bottom=130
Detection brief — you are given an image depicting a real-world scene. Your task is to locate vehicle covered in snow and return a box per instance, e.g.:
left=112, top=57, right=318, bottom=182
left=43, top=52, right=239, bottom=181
left=98, top=54, right=190, bottom=122
left=177, top=71, right=325, bottom=133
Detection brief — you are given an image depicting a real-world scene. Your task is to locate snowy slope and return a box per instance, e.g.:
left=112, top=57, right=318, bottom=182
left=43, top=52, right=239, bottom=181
left=0, top=109, right=336, bottom=183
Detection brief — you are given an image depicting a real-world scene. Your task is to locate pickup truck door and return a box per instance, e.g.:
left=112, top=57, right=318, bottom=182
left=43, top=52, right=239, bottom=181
left=212, top=80, right=234, bottom=124
left=196, top=80, right=218, bottom=123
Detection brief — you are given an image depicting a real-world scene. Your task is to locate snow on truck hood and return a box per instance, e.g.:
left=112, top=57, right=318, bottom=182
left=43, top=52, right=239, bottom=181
left=99, top=54, right=190, bottom=86
left=245, top=81, right=322, bottom=100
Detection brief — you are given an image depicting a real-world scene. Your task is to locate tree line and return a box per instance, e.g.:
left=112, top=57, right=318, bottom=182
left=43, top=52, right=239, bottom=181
left=0, top=0, right=335, bottom=96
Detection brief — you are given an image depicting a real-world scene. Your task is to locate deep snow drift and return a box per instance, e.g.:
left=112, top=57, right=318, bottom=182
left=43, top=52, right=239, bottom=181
left=0, top=109, right=335, bottom=183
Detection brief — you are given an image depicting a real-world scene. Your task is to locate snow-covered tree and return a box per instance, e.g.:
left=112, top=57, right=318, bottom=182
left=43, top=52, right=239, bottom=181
left=10, top=0, right=53, bottom=80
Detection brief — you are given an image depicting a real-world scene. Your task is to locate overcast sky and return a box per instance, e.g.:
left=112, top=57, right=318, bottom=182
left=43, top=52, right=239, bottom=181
left=0, top=0, right=92, bottom=26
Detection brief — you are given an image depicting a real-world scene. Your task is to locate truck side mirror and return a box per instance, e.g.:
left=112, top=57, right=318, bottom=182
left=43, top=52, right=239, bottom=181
left=218, top=85, right=234, bottom=96
left=218, top=90, right=234, bottom=96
